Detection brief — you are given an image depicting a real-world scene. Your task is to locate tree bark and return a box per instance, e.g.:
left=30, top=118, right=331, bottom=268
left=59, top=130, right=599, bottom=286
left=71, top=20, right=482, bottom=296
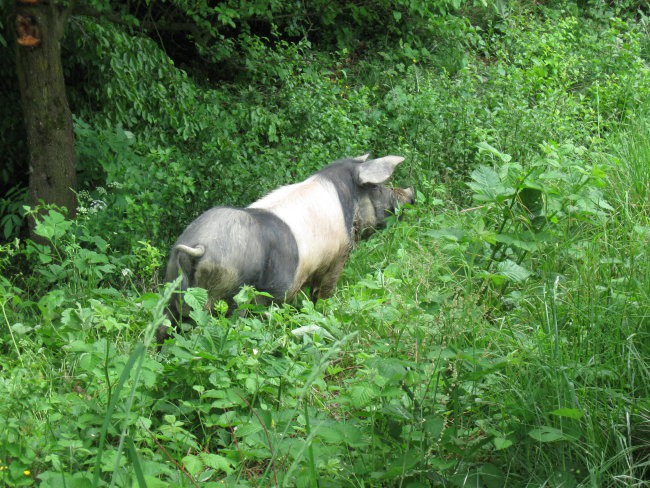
left=15, top=0, right=76, bottom=236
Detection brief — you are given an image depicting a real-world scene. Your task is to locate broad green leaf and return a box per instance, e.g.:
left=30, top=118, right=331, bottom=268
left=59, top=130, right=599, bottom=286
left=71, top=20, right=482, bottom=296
left=189, top=308, right=212, bottom=327
left=341, top=425, right=368, bottom=448
left=494, top=233, right=540, bottom=252
left=184, top=287, right=208, bottom=311
left=199, top=453, right=234, bottom=474
left=182, top=455, right=204, bottom=477
left=549, top=408, right=584, bottom=419
left=349, top=383, right=379, bottom=408
left=137, top=293, right=162, bottom=311
left=429, top=457, right=455, bottom=470
left=479, top=463, right=507, bottom=488
left=316, top=425, right=346, bottom=444
left=423, top=416, right=444, bottom=439
left=138, top=476, right=169, bottom=488
left=11, top=323, right=31, bottom=335
left=318, top=421, right=367, bottom=448
left=291, top=324, right=335, bottom=340
left=382, top=403, right=413, bottom=420
left=367, top=357, right=408, bottom=381
left=595, top=197, right=614, bottom=211
left=495, top=260, right=531, bottom=283
left=427, top=227, right=468, bottom=242
left=39, top=472, right=94, bottom=488
left=34, top=210, right=72, bottom=241
left=236, top=421, right=264, bottom=437
left=528, top=426, right=570, bottom=442
left=493, top=437, right=513, bottom=450
left=477, top=141, right=512, bottom=163
left=468, top=166, right=501, bottom=200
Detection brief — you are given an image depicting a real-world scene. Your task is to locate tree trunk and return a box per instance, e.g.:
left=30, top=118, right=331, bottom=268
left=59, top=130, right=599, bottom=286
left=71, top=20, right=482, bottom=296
left=15, top=0, right=76, bottom=236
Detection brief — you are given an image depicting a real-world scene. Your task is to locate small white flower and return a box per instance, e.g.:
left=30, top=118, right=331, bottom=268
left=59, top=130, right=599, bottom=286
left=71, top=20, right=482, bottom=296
left=121, top=268, right=132, bottom=277
left=89, top=200, right=107, bottom=213
left=252, top=348, right=259, bottom=355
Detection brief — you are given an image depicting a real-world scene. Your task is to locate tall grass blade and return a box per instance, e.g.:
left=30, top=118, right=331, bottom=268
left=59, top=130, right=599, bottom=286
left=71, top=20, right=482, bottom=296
left=93, top=343, right=145, bottom=485
left=126, top=436, right=148, bottom=488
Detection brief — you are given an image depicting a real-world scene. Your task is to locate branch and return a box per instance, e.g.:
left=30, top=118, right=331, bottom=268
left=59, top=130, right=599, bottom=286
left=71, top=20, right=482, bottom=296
left=70, top=4, right=200, bottom=34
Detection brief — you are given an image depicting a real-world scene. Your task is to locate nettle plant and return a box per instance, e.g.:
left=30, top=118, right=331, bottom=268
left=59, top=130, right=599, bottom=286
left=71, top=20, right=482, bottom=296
left=433, top=141, right=612, bottom=304
left=22, top=207, right=121, bottom=292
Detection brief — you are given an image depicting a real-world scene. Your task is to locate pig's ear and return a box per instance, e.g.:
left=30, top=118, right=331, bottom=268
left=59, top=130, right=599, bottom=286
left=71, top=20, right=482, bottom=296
left=356, top=156, right=405, bottom=185
left=352, top=153, right=371, bottom=162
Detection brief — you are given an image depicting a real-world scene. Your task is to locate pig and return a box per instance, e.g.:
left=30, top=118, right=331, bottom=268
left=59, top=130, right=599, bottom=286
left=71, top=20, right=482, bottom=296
left=157, top=154, right=414, bottom=343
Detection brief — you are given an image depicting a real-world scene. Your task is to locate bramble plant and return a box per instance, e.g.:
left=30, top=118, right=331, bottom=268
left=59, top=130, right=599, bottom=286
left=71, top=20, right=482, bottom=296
left=468, top=141, right=611, bottom=299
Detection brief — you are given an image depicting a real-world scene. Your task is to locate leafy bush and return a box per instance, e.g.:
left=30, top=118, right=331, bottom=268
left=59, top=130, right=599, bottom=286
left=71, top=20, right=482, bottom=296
left=0, top=187, right=28, bottom=241
left=59, top=2, right=650, bottom=255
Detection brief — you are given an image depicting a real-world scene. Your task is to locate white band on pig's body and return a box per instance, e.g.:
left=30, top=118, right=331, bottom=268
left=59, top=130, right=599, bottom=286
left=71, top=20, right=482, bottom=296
left=249, top=176, right=348, bottom=294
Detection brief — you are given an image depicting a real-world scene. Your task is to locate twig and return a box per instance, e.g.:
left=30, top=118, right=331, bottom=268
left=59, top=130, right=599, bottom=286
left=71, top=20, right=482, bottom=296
left=146, top=422, right=201, bottom=488
left=460, top=204, right=486, bottom=213
left=237, top=393, right=279, bottom=487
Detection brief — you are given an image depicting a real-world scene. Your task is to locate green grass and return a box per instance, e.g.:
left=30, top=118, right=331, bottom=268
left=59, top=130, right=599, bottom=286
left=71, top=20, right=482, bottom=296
left=1, top=5, right=650, bottom=487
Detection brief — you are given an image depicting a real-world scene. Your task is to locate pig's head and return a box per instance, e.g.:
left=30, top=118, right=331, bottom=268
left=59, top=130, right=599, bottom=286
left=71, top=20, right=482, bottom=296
left=319, top=154, right=415, bottom=241
left=354, top=155, right=415, bottom=237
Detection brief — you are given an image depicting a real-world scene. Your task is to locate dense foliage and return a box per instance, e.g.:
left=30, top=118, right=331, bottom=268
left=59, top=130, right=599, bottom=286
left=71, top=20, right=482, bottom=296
left=1, top=0, right=649, bottom=486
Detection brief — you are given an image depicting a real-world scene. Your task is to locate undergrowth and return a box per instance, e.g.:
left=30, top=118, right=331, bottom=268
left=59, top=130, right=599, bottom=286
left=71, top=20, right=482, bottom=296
left=1, top=2, right=649, bottom=487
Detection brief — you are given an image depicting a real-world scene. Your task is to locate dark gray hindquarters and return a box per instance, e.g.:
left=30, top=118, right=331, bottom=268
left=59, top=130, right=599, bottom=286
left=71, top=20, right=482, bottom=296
left=179, top=207, right=300, bottom=301
left=159, top=207, right=299, bottom=344
left=242, top=208, right=300, bottom=300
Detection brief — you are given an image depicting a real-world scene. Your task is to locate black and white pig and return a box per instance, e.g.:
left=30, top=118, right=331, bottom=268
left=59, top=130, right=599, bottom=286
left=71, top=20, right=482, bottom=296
left=157, top=154, right=414, bottom=342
